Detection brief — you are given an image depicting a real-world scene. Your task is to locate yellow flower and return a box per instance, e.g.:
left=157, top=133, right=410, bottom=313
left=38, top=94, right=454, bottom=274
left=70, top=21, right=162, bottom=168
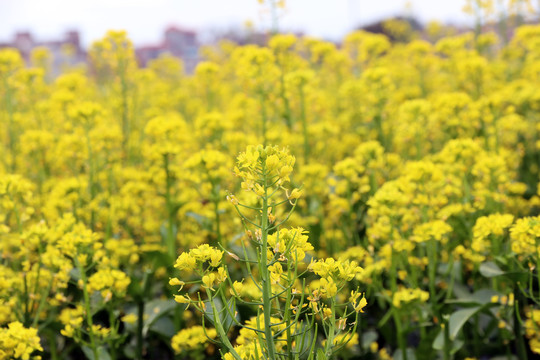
left=169, top=277, right=185, bottom=287
left=174, top=295, right=191, bottom=304
left=231, top=280, right=244, bottom=296
left=209, top=249, right=224, bottom=267
left=174, top=252, right=197, bottom=271
left=288, top=188, right=303, bottom=200
left=320, top=277, right=338, bottom=297
left=202, top=273, right=217, bottom=288
left=121, top=314, right=138, bottom=324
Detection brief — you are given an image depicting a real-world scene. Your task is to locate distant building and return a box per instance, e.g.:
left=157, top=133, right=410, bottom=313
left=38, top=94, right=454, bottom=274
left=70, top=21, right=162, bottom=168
left=213, top=28, right=270, bottom=46
left=359, top=16, right=423, bottom=42
left=136, top=26, right=199, bottom=73
left=0, top=30, right=86, bottom=74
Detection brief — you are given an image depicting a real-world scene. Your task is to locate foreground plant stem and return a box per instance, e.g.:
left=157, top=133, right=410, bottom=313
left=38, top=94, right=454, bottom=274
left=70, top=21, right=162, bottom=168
left=206, top=288, right=242, bottom=360
left=391, top=249, right=408, bottom=360
left=163, top=153, right=176, bottom=259
left=299, top=85, right=310, bottom=163
left=324, top=299, right=337, bottom=358
left=259, top=92, right=268, bottom=146
left=136, top=270, right=151, bottom=360
left=75, top=258, right=99, bottom=360
left=514, top=290, right=528, bottom=360
left=260, top=163, right=277, bottom=359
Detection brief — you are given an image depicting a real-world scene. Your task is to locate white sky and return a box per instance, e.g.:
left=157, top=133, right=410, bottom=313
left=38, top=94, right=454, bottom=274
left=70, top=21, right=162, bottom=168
left=0, top=0, right=477, bottom=46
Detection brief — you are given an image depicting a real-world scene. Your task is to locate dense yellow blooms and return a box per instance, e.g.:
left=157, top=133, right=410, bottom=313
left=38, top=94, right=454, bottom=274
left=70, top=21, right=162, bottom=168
left=510, top=215, right=540, bottom=257
left=392, top=288, right=430, bottom=308
left=267, top=227, right=313, bottom=262
left=0, top=18, right=539, bottom=360
left=171, top=326, right=217, bottom=354
left=0, top=322, right=42, bottom=360
left=86, top=268, right=131, bottom=299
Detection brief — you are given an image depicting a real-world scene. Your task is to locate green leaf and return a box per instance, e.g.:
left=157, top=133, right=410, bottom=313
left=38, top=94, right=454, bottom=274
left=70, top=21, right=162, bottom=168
left=293, top=322, right=315, bottom=358
left=122, top=343, right=136, bottom=359
left=479, top=262, right=528, bottom=283
left=159, top=223, right=178, bottom=243
left=185, top=212, right=213, bottom=230
left=90, top=292, right=107, bottom=315
left=149, top=316, right=176, bottom=337
left=479, top=262, right=504, bottom=277
left=433, top=330, right=464, bottom=353
left=446, top=288, right=500, bottom=306
left=393, top=348, right=416, bottom=360
left=433, top=330, right=444, bottom=350
left=82, top=346, right=112, bottom=360
left=452, top=282, right=471, bottom=299
left=203, top=297, right=238, bottom=332
left=316, top=348, right=327, bottom=360
left=448, top=306, right=482, bottom=340
left=378, top=307, right=394, bottom=328
left=69, top=268, right=82, bottom=281
left=361, top=330, right=378, bottom=350
left=142, top=299, right=176, bottom=337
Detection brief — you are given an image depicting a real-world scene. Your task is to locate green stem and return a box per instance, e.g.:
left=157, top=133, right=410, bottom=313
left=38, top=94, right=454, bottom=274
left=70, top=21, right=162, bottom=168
left=473, top=314, right=480, bottom=358
left=163, top=154, right=176, bottom=259
left=393, top=308, right=408, bottom=360
left=514, top=292, right=528, bottom=360
left=278, top=60, right=293, bottom=130
left=31, top=279, right=53, bottom=328
left=284, top=265, right=293, bottom=359
left=299, top=86, right=309, bottom=163
left=3, top=78, right=17, bottom=172
left=443, top=318, right=451, bottom=360
left=391, top=249, right=407, bottom=360
left=48, top=331, right=59, bottom=360
left=136, top=271, right=150, bottom=360
left=206, top=289, right=243, bottom=360
left=120, top=62, right=130, bottom=162
left=427, top=239, right=438, bottom=317
left=324, top=299, right=337, bottom=358
left=136, top=299, right=144, bottom=360
left=23, top=274, right=30, bottom=326
left=75, top=258, right=99, bottom=360
left=259, top=92, right=268, bottom=146
left=213, top=192, right=222, bottom=247
left=261, top=165, right=277, bottom=359
left=84, top=126, right=96, bottom=230
left=108, top=307, right=118, bottom=360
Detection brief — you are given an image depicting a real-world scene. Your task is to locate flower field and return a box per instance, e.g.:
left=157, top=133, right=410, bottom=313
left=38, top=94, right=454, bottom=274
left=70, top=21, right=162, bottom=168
left=1, top=24, right=540, bottom=360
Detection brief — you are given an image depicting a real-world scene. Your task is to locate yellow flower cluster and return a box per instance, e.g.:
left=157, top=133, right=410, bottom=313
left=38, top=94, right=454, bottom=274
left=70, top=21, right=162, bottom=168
left=392, top=288, right=430, bottom=308
left=471, top=214, right=514, bottom=258
left=235, top=144, right=295, bottom=195
left=0, top=322, right=42, bottom=360
left=171, top=326, right=217, bottom=354
left=525, top=309, right=540, bottom=355
left=308, top=258, right=363, bottom=298
left=223, top=315, right=289, bottom=359
left=174, top=244, right=224, bottom=271
left=86, top=268, right=131, bottom=300
left=172, top=244, right=228, bottom=298
left=509, top=215, right=540, bottom=257
left=267, top=227, right=313, bottom=262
